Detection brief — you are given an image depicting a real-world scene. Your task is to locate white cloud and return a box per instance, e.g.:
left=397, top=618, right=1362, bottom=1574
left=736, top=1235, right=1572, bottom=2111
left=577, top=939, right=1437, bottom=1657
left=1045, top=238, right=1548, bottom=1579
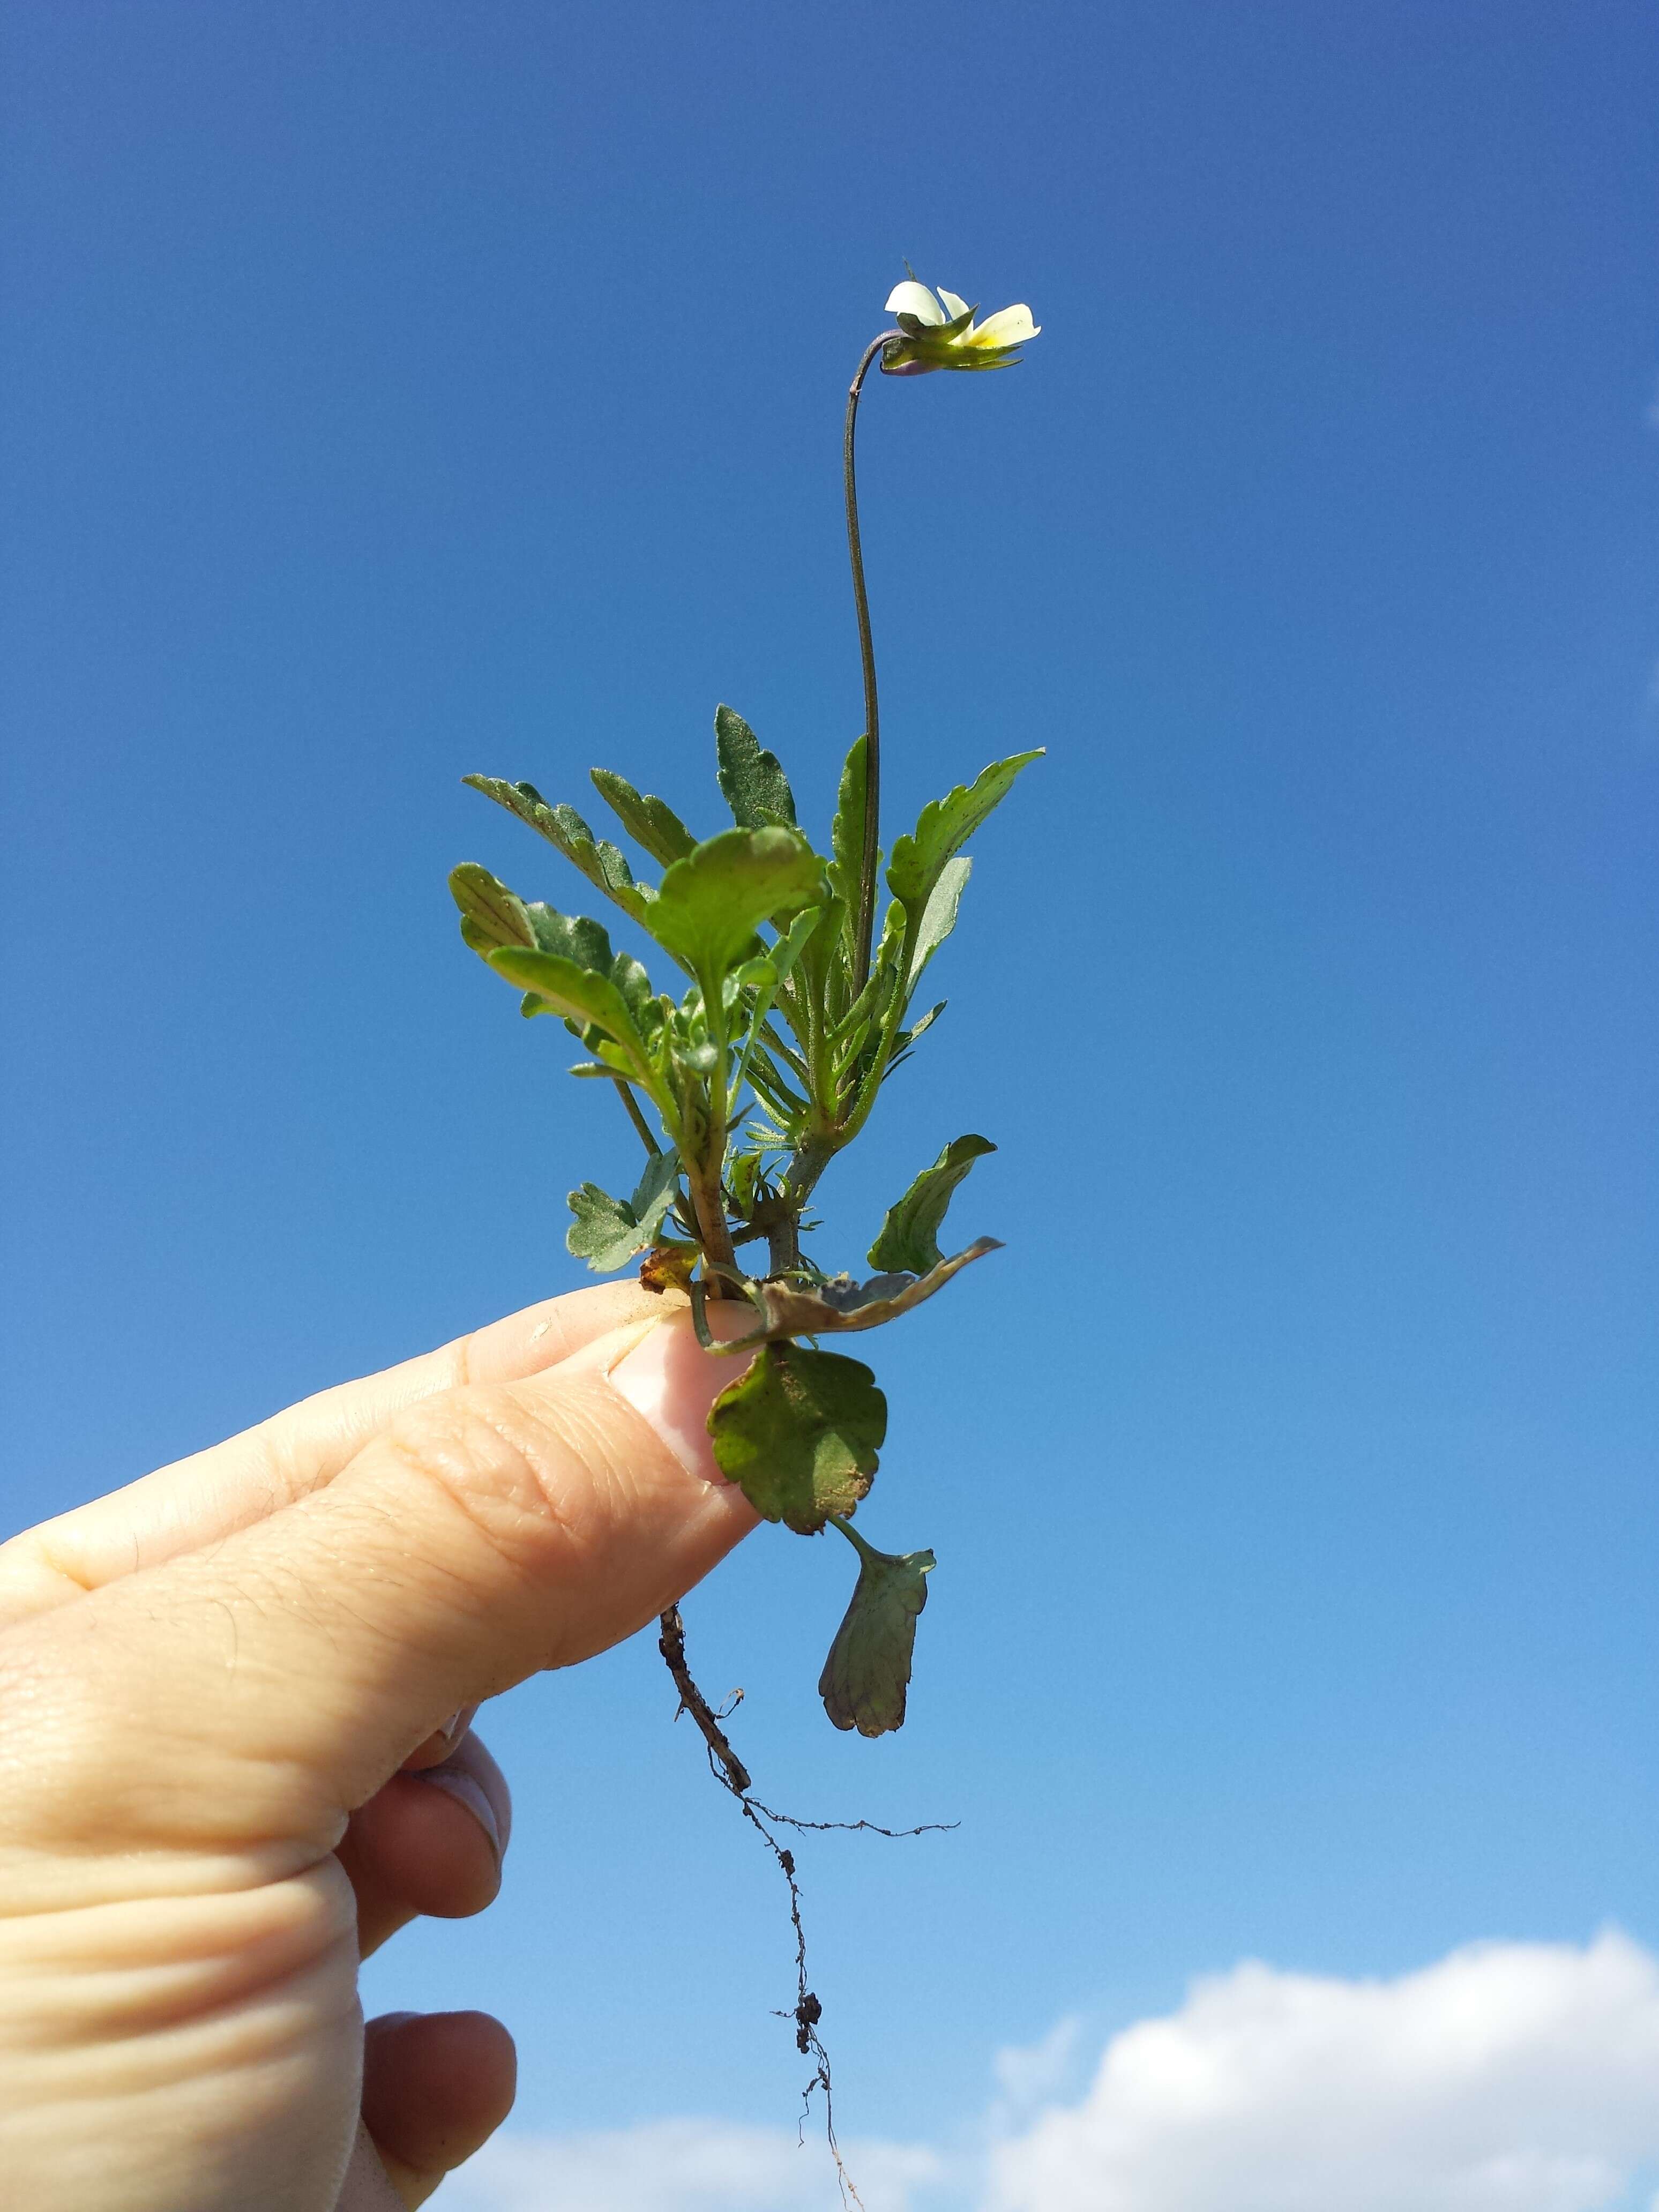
left=442, top=1933, right=1659, bottom=2212
left=989, top=1931, right=1659, bottom=2212
left=991, top=2016, right=1088, bottom=2129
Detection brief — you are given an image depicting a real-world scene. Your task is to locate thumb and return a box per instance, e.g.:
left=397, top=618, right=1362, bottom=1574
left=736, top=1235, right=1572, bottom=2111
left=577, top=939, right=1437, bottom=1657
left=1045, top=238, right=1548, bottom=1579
left=1, top=1312, right=756, bottom=1887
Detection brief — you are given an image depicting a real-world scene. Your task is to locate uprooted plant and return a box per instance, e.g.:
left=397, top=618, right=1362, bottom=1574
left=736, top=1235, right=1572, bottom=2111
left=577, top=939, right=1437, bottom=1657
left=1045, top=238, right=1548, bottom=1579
left=446, top=270, right=1041, bottom=2179
left=450, top=273, right=1040, bottom=1733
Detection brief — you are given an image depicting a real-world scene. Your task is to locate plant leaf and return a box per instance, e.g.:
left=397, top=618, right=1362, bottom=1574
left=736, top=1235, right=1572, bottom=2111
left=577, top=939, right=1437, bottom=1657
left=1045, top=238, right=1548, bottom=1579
left=827, top=732, right=868, bottom=914
left=627, top=1144, right=681, bottom=1225
left=589, top=768, right=699, bottom=866
left=645, top=826, right=825, bottom=990
left=463, top=776, right=652, bottom=924
left=885, top=751, right=1042, bottom=933
left=708, top=1342, right=885, bottom=1534
left=566, top=1147, right=681, bottom=1272
left=819, top=1524, right=934, bottom=1737
left=907, top=855, right=970, bottom=990
left=566, top=1184, right=638, bottom=1268
left=894, top=1001, right=945, bottom=1052
left=639, top=1242, right=699, bottom=1294
left=729, top=903, right=822, bottom=1102
left=486, top=947, right=651, bottom=1071
left=868, top=1135, right=997, bottom=1274
left=523, top=903, right=615, bottom=973
left=704, top=1237, right=1000, bottom=1348
left=450, top=864, right=536, bottom=953
left=714, top=705, right=797, bottom=829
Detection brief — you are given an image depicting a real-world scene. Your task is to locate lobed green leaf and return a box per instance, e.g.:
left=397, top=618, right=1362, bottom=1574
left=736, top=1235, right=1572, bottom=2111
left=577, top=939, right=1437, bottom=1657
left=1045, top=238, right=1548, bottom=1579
left=868, top=1134, right=997, bottom=1275
left=450, top=863, right=536, bottom=954
left=885, top=751, right=1043, bottom=937
left=707, top=1342, right=885, bottom=1534
left=827, top=732, right=869, bottom=915
left=487, top=947, right=651, bottom=1071
left=589, top=768, right=699, bottom=866
left=566, top=1147, right=682, bottom=1271
left=714, top=705, right=797, bottom=829
left=464, top=775, right=652, bottom=924
left=523, top=902, right=614, bottom=973
left=907, top=855, right=971, bottom=992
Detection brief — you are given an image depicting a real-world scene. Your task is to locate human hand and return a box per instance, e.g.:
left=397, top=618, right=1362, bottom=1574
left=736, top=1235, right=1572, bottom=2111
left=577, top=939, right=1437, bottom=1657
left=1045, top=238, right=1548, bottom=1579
left=0, top=1282, right=757, bottom=2209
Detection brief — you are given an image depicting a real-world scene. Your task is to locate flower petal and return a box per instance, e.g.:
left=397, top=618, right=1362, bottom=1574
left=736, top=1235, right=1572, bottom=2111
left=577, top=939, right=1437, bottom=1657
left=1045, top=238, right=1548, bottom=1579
left=885, top=279, right=947, bottom=326
left=962, top=303, right=1038, bottom=348
left=936, top=287, right=972, bottom=322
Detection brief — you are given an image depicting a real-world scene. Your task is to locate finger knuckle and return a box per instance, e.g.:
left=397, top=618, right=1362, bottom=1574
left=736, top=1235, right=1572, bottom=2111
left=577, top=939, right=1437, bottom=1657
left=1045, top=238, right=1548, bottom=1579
left=379, top=1380, right=640, bottom=1581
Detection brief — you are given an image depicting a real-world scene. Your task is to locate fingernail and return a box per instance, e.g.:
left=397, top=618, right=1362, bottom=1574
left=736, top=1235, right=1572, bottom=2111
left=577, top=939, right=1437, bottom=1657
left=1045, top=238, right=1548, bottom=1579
left=440, top=1703, right=477, bottom=1747
left=415, top=1764, right=503, bottom=1867
left=609, top=1316, right=748, bottom=1485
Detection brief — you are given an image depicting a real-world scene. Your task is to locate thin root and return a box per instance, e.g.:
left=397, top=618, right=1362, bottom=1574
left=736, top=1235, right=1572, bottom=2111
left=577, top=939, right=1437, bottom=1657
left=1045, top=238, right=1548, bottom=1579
left=656, top=1604, right=955, bottom=2210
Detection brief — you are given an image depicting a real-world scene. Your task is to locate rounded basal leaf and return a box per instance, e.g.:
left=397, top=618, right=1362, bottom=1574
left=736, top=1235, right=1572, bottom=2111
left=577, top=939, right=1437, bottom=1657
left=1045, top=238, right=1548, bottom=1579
left=707, top=1343, right=886, bottom=1534
left=818, top=1525, right=935, bottom=1737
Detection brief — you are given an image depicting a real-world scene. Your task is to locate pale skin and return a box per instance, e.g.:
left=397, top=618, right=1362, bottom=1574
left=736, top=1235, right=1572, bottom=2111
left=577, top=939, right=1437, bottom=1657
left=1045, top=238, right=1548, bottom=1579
left=0, top=1283, right=758, bottom=2209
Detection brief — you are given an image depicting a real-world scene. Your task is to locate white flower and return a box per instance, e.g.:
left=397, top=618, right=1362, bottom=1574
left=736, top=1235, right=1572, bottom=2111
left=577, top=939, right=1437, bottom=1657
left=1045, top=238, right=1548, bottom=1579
left=881, top=277, right=1040, bottom=375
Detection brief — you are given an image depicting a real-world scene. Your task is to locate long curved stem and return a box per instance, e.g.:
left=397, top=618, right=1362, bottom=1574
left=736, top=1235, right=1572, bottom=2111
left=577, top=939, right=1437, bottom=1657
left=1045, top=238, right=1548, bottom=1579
left=845, top=331, right=899, bottom=990
left=612, top=1079, right=660, bottom=1155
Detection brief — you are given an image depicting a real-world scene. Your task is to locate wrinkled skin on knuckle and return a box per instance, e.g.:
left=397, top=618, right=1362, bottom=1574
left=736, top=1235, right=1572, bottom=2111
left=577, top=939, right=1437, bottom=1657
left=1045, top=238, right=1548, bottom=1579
left=0, top=1860, right=358, bottom=2054
left=0, top=1874, right=364, bottom=2212
left=376, top=1374, right=692, bottom=1670
left=379, top=1381, right=638, bottom=1592
left=383, top=1384, right=609, bottom=1563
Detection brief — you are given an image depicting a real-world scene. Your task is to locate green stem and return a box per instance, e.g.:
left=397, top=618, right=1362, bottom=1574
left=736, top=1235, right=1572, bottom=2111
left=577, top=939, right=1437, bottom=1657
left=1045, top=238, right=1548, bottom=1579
left=827, top=1513, right=878, bottom=1562
left=765, top=1134, right=835, bottom=1276
left=846, top=330, right=900, bottom=991
left=613, top=1080, right=661, bottom=1155
left=694, top=996, right=741, bottom=1290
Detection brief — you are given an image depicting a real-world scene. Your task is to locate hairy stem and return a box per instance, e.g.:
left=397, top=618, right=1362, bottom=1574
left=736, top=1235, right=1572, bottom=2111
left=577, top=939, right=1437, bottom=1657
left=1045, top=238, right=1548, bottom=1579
left=613, top=1079, right=661, bottom=1155
left=767, top=1214, right=801, bottom=1276
left=759, top=1133, right=836, bottom=1277
left=845, top=331, right=900, bottom=992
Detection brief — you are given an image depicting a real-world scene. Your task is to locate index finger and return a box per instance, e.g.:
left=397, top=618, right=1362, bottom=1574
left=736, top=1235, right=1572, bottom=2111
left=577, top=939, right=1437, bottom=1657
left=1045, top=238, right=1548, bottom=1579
left=0, top=1279, right=670, bottom=1621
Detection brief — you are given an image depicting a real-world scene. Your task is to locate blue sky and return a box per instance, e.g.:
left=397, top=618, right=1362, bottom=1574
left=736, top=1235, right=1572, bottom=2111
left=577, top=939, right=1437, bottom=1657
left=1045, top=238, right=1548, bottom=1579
left=4, top=2, right=1657, bottom=2202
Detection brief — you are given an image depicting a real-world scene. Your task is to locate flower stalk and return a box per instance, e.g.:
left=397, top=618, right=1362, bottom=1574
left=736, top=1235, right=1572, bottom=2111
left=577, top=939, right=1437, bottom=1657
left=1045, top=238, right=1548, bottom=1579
left=845, top=279, right=1040, bottom=991
left=845, top=331, right=900, bottom=992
